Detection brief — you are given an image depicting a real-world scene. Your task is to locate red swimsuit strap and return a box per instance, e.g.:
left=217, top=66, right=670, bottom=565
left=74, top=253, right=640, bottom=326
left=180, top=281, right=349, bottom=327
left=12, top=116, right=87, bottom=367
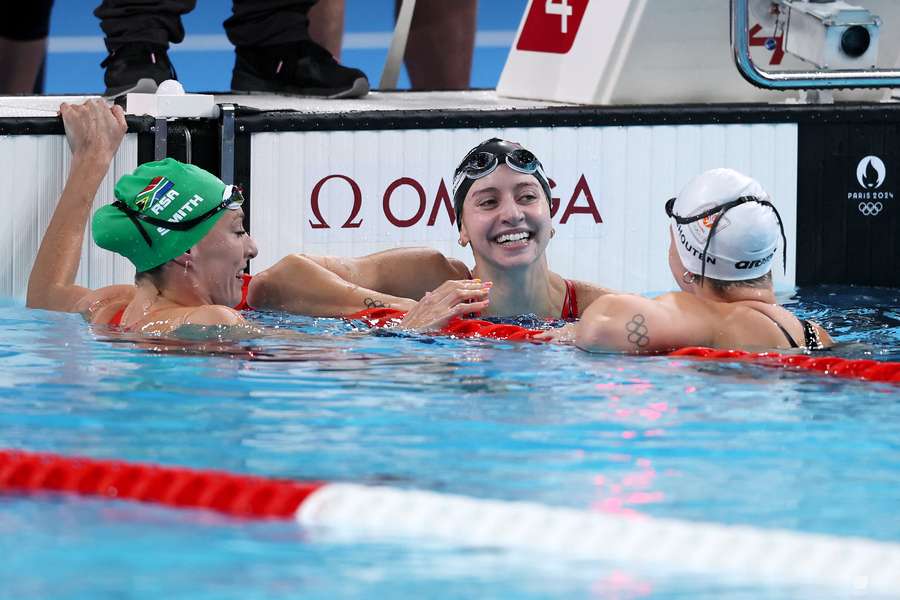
left=233, top=273, right=253, bottom=311
left=107, top=307, right=126, bottom=327
left=560, top=279, right=578, bottom=320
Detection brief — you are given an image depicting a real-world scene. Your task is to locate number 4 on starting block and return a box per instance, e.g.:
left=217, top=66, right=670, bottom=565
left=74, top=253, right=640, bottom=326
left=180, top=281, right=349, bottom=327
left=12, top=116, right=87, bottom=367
left=545, top=0, right=574, bottom=34
left=517, top=0, right=589, bottom=54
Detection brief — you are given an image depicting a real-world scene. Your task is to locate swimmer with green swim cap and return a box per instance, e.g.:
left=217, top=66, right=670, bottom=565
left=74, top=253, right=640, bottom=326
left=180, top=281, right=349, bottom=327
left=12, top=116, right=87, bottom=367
left=27, top=100, right=414, bottom=334
left=92, top=158, right=246, bottom=273
left=27, top=100, right=256, bottom=334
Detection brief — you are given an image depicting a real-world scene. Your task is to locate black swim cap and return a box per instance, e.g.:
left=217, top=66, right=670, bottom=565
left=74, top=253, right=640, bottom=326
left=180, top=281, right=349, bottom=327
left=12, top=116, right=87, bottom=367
left=452, top=138, right=553, bottom=230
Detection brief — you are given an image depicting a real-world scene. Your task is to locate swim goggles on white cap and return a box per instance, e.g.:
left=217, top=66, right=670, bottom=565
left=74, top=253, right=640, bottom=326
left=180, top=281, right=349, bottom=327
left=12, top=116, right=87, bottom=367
left=665, top=195, right=787, bottom=282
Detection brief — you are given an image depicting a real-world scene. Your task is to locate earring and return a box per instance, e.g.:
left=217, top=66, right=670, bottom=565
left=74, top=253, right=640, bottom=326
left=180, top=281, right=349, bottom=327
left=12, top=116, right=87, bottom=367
left=458, top=238, right=468, bottom=247
left=550, top=228, right=556, bottom=238
left=682, top=271, right=696, bottom=284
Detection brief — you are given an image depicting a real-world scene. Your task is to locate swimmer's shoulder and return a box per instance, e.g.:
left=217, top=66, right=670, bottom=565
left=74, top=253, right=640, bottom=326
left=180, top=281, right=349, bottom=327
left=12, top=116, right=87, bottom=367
left=729, top=301, right=835, bottom=349
left=76, top=285, right=136, bottom=324
left=126, top=305, right=246, bottom=334
left=181, top=305, right=246, bottom=327
left=654, top=292, right=721, bottom=333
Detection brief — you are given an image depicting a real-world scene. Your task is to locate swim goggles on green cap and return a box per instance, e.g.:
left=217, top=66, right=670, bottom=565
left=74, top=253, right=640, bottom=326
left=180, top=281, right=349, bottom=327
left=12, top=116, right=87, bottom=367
left=452, top=138, right=552, bottom=229
left=665, top=195, right=787, bottom=282
left=113, top=184, right=244, bottom=248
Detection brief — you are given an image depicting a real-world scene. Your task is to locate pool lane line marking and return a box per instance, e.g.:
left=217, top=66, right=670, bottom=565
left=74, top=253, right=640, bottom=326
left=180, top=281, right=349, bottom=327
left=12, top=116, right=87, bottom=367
left=2, top=449, right=899, bottom=594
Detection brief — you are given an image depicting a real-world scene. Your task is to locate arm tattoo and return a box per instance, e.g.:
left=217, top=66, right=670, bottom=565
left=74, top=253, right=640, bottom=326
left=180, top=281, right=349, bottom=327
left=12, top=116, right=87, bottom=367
left=364, top=297, right=385, bottom=309
left=625, top=314, right=650, bottom=349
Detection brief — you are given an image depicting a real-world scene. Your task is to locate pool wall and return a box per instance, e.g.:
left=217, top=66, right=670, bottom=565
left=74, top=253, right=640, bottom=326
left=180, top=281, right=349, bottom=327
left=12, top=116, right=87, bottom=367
left=1, top=94, right=898, bottom=299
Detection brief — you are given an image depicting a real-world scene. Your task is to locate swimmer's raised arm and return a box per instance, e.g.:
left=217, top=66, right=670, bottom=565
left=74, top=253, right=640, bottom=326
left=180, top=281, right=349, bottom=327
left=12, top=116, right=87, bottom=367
left=27, top=100, right=130, bottom=313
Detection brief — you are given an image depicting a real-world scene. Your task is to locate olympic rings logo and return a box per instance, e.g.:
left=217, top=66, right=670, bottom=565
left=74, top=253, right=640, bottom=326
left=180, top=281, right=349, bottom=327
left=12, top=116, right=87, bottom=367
left=858, top=202, right=884, bottom=216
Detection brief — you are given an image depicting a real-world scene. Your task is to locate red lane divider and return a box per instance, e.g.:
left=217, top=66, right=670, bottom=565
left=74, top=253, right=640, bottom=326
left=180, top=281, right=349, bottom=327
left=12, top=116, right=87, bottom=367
left=346, top=309, right=900, bottom=384
left=0, top=450, right=324, bottom=519
left=670, top=347, right=900, bottom=382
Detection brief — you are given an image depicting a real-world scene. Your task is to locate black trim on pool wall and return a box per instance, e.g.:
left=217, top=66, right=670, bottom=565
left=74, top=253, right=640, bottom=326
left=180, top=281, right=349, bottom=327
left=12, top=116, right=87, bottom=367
left=234, top=102, right=900, bottom=133
left=0, top=115, right=154, bottom=136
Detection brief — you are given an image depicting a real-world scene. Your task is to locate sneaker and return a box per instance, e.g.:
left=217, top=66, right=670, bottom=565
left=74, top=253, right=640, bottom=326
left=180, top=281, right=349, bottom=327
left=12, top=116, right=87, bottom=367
left=231, top=41, right=369, bottom=98
left=101, top=43, right=178, bottom=98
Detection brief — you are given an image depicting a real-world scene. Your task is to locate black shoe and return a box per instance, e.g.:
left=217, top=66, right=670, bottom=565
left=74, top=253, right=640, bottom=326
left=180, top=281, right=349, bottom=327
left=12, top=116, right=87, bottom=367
left=101, top=43, right=178, bottom=98
left=231, top=41, right=369, bottom=98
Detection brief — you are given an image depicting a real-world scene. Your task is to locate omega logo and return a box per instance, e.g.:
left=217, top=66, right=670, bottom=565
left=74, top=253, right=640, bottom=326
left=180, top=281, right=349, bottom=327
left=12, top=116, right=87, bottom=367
left=307, top=174, right=603, bottom=229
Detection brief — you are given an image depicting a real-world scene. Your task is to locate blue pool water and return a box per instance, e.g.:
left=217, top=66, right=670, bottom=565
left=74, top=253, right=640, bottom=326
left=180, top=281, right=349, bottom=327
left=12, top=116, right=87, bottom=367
left=1, top=285, right=899, bottom=599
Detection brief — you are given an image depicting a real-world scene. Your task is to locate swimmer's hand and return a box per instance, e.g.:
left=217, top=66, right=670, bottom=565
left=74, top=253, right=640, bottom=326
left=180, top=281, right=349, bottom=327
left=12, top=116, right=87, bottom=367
left=399, top=279, right=492, bottom=332
left=60, top=99, right=127, bottom=164
left=533, top=323, right=577, bottom=344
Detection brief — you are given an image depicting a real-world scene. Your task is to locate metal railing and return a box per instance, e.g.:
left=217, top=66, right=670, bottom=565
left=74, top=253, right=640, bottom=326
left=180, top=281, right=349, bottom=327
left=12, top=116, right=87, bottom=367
left=731, top=0, right=900, bottom=89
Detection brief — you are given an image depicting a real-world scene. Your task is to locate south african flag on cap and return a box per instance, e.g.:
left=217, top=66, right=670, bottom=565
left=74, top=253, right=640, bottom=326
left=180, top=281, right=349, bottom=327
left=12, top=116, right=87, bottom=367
left=135, top=176, right=175, bottom=212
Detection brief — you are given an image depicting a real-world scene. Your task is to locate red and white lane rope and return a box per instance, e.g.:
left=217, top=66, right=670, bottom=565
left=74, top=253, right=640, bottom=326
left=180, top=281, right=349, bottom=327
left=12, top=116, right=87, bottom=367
left=2, top=449, right=899, bottom=593
left=347, top=308, right=900, bottom=384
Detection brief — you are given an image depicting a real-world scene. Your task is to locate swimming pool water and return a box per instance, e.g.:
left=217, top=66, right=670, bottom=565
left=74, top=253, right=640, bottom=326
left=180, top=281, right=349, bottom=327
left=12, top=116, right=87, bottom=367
left=1, top=285, right=898, bottom=599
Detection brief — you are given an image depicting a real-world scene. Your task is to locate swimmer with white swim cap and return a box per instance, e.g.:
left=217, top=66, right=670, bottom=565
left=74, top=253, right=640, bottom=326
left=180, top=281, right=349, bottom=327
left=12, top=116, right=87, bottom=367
left=540, top=168, right=833, bottom=352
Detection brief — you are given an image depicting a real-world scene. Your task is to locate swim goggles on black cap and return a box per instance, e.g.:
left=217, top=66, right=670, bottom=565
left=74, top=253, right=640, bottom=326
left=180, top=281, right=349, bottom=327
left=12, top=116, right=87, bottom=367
left=452, top=139, right=552, bottom=229
left=665, top=195, right=787, bottom=282
left=113, top=184, right=245, bottom=247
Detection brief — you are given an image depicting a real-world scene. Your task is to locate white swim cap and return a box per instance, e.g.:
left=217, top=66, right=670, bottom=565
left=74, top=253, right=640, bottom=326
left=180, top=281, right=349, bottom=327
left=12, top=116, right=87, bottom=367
left=669, top=168, right=784, bottom=281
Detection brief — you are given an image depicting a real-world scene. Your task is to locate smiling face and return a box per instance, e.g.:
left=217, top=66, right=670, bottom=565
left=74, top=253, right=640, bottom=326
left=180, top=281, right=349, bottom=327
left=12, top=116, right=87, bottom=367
left=458, top=165, right=552, bottom=271
left=189, top=209, right=258, bottom=306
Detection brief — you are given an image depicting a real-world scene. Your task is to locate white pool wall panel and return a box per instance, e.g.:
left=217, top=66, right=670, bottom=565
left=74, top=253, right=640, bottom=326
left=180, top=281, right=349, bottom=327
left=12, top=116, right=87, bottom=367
left=1, top=134, right=138, bottom=300
left=250, top=123, right=798, bottom=293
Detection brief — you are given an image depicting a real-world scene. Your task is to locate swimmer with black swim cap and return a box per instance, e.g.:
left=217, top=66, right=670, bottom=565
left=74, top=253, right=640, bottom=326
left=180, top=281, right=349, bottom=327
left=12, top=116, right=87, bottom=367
left=539, top=168, right=833, bottom=352
left=249, top=137, right=615, bottom=330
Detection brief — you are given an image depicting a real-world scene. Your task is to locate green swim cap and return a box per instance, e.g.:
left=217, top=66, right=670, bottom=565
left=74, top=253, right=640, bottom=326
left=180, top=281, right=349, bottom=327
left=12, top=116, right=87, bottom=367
left=92, top=158, right=242, bottom=272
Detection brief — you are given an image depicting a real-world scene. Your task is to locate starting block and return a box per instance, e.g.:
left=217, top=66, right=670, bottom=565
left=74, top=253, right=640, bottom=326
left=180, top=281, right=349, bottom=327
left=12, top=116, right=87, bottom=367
left=497, top=0, right=900, bottom=105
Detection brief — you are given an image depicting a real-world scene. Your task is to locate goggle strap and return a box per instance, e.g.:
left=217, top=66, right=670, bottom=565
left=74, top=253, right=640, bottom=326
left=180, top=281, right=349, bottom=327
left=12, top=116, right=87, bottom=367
left=694, top=197, right=788, bottom=283
left=123, top=208, right=154, bottom=248
left=112, top=198, right=232, bottom=232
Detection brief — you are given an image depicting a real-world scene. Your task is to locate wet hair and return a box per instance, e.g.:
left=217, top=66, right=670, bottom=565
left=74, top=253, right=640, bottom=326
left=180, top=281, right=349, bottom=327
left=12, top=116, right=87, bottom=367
left=134, top=263, right=165, bottom=286
left=705, top=271, right=772, bottom=295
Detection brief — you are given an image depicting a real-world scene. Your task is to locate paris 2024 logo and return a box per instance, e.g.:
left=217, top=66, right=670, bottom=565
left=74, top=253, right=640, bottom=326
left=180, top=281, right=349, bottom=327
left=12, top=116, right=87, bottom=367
left=849, top=156, right=893, bottom=217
